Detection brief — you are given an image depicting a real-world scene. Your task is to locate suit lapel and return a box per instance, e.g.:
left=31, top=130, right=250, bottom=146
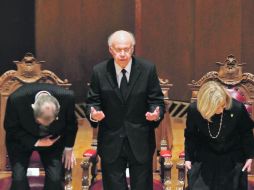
left=105, top=57, right=141, bottom=103
left=106, top=59, right=124, bottom=103
left=125, top=57, right=141, bottom=102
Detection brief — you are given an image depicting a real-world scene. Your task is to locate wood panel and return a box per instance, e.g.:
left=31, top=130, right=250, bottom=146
left=0, top=0, right=35, bottom=75
left=135, top=0, right=254, bottom=101
left=241, top=0, right=254, bottom=71
left=36, top=0, right=135, bottom=102
left=135, top=0, right=194, bottom=101
left=34, top=0, right=254, bottom=102
left=194, top=0, right=242, bottom=80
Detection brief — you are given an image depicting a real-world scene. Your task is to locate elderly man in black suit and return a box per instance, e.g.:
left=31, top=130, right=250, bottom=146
left=4, top=83, right=78, bottom=190
left=86, top=30, right=165, bottom=190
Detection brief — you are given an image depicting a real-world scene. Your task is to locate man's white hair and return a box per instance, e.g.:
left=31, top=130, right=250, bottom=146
left=31, top=94, right=60, bottom=119
left=108, top=30, right=136, bottom=47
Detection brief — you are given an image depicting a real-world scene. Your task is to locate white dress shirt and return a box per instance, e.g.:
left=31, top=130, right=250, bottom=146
left=114, top=59, right=132, bottom=88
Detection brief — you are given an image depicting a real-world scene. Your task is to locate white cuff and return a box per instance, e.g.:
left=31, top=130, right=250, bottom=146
left=34, top=140, right=39, bottom=147
left=154, top=116, right=161, bottom=122
left=64, top=147, right=73, bottom=151
left=90, top=113, right=99, bottom=123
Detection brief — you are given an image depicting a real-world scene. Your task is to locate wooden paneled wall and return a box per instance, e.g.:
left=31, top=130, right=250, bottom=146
left=136, top=0, right=254, bottom=101
left=0, top=0, right=35, bottom=75
left=35, top=0, right=135, bottom=101
left=1, top=1, right=254, bottom=102
left=242, top=0, right=254, bottom=68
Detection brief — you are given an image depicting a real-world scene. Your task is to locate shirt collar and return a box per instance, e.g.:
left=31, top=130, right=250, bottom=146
left=114, top=59, right=132, bottom=76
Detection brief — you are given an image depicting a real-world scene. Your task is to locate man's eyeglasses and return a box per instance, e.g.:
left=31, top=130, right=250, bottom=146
left=111, top=47, right=133, bottom=54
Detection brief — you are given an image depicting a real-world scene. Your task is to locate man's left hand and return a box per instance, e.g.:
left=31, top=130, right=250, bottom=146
left=145, top=106, right=160, bottom=121
left=62, top=149, right=76, bottom=170
left=242, top=159, right=252, bottom=172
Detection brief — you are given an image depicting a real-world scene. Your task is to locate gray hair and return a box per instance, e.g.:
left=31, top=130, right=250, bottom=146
left=31, top=94, right=60, bottom=119
left=108, top=30, right=136, bottom=47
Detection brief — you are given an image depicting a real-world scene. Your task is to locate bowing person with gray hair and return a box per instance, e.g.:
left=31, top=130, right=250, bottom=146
left=4, top=83, right=78, bottom=190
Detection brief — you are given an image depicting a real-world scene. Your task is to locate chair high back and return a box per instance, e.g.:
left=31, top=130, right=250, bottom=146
left=82, top=78, right=174, bottom=190
left=176, top=55, right=254, bottom=190
left=0, top=53, right=71, bottom=171
left=153, top=78, right=173, bottom=171
left=188, top=54, right=254, bottom=174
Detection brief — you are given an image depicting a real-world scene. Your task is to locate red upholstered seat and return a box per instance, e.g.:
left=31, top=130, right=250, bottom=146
left=160, top=150, right=172, bottom=158
left=249, top=177, right=254, bottom=190
left=179, top=151, right=185, bottom=159
left=89, top=178, right=163, bottom=190
left=6, top=151, right=43, bottom=170
left=226, top=88, right=253, bottom=114
left=227, top=87, right=247, bottom=103
left=29, top=151, right=43, bottom=168
left=83, top=149, right=97, bottom=158
left=0, top=176, right=45, bottom=190
left=82, top=148, right=172, bottom=190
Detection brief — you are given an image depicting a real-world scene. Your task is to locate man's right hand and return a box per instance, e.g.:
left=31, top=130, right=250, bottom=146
left=185, top=161, right=192, bottom=172
left=35, top=135, right=60, bottom=147
left=91, top=107, right=105, bottom=121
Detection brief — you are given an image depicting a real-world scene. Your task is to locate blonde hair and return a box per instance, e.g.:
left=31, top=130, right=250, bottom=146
left=197, top=81, right=232, bottom=121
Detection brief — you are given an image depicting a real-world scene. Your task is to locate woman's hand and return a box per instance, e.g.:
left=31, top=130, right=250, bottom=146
left=62, top=149, right=76, bottom=170
left=242, top=159, right=252, bottom=172
left=185, top=161, right=192, bottom=172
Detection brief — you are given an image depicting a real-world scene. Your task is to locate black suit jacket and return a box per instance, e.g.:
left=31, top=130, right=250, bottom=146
left=185, top=99, right=254, bottom=163
left=4, top=83, right=78, bottom=152
left=86, top=56, right=165, bottom=163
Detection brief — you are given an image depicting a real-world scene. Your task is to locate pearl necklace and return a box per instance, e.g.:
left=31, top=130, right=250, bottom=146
left=207, top=111, right=223, bottom=139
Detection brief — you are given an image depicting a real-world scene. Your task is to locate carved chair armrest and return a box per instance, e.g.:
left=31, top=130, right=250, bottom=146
left=159, top=150, right=173, bottom=189
left=81, top=149, right=98, bottom=190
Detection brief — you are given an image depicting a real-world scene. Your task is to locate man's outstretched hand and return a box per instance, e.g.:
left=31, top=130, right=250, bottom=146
left=91, top=107, right=105, bottom=121
left=145, top=106, right=160, bottom=121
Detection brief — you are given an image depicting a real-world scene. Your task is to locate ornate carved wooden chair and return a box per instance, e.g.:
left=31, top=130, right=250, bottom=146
left=176, top=54, right=254, bottom=190
left=0, top=53, right=73, bottom=190
left=81, top=78, right=174, bottom=190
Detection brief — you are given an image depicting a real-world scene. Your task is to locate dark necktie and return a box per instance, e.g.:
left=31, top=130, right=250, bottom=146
left=120, top=69, right=128, bottom=100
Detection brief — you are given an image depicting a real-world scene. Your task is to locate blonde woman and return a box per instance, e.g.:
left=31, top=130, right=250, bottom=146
left=185, top=81, right=254, bottom=190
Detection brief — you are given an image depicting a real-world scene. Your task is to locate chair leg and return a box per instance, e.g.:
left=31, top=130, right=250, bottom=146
left=81, top=157, right=91, bottom=190
left=64, top=169, right=73, bottom=190
left=90, top=157, right=98, bottom=184
left=176, top=158, right=186, bottom=190
left=160, top=157, right=173, bottom=190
